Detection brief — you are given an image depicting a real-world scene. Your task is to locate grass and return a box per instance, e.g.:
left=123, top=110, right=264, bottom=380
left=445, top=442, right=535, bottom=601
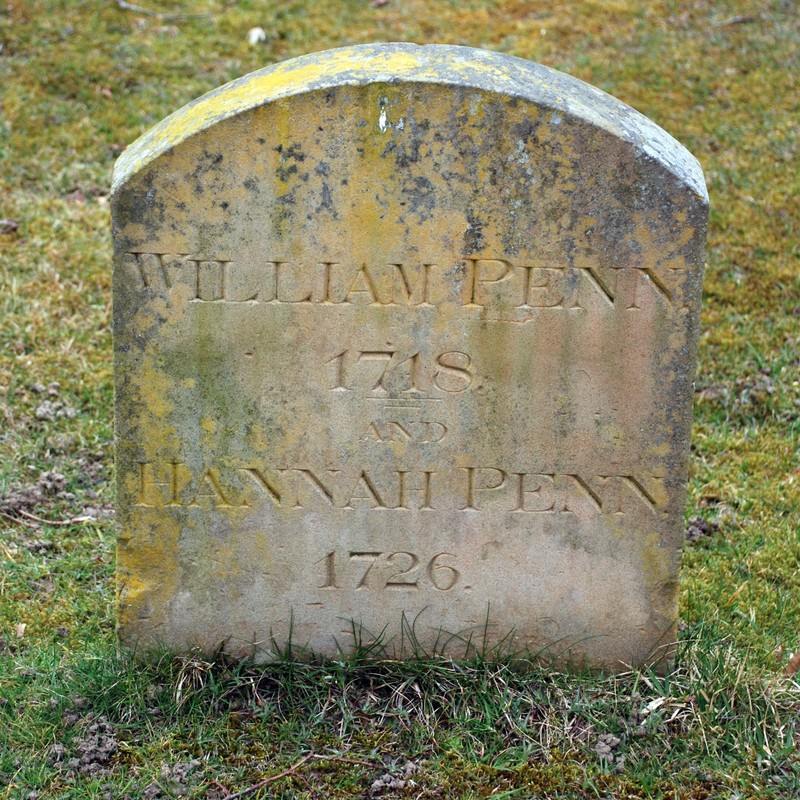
left=2, top=638, right=798, bottom=798
left=1, top=0, right=798, bottom=797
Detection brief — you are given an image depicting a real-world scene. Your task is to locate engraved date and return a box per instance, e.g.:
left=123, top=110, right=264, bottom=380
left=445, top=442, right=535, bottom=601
left=317, top=551, right=460, bottom=591
left=326, top=349, right=473, bottom=394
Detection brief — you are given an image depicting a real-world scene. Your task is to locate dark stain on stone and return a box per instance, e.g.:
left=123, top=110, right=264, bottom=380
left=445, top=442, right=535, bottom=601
left=442, top=169, right=472, bottom=186
left=113, top=169, right=165, bottom=245
left=512, top=118, right=540, bottom=144
left=276, top=188, right=296, bottom=206
left=192, top=151, right=223, bottom=176
left=405, top=175, right=435, bottom=223
left=276, top=143, right=307, bottom=182
left=383, top=137, right=422, bottom=169
left=189, top=151, right=225, bottom=197
left=463, top=211, right=485, bottom=254
left=285, top=144, right=305, bottom=162
left=276, top=163, right=298, bottom=182
left=243, top=179, right=257, bottom=191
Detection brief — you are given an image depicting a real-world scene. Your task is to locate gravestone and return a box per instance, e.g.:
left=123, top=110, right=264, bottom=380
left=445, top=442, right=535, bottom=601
left=112, top=43, right=707, bottom=670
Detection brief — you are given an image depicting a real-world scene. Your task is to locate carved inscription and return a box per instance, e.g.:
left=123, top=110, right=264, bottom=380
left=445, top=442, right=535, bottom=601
left=133, top=462, right=666, bottom=515
left=327, top=349, right=473, bottom=395
left=123, top=253, right=682, bottom=314
left=363, top=420, right=447, bottom=443
left=317, top=551, right=461, bottom=591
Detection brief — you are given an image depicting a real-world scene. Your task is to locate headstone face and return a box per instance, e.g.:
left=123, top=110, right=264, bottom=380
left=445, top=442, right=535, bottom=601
left=112, top=43, right=707, bottom=670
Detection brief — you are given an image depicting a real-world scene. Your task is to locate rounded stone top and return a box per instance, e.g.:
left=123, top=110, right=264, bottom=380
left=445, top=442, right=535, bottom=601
left=112, top=42, right=707, bottom=203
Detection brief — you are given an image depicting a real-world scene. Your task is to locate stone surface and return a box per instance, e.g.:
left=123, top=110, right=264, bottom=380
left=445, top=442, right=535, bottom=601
left=112, top=43, right=707, bottom=670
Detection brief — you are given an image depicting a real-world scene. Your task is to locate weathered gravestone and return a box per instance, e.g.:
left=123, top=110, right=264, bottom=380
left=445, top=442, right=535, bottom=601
left=112, top=43, right=707, bottom=670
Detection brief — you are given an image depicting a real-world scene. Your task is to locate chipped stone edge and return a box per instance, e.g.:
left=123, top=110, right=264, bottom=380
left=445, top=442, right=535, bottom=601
left=112, top=42, right=708, bottom=204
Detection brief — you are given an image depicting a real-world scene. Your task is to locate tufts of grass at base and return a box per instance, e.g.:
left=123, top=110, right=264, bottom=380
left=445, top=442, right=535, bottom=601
left=1, top=637, right=798, bottom=799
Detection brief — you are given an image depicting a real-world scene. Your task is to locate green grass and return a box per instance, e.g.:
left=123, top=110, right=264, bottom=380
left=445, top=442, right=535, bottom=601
left=1, top=0, right=798, bottom=797
left=2, top=638, right=798, bottom=798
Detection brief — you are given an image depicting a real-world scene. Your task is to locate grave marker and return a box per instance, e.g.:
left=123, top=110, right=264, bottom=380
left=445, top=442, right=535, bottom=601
left=112, top=43, right=707, bottom=669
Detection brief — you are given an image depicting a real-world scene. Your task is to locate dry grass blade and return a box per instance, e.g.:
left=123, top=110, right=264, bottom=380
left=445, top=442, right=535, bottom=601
left=221, top=752, right=378, bottom=799
left=114, top=0, right=236, bottom=20
left=221, top=753, right=314, bottom=800
left=711, top=14, right=758, bottom=27
left=0, top=509, right=41, bottom=529
left=14, top=508, right=94, bottom=526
